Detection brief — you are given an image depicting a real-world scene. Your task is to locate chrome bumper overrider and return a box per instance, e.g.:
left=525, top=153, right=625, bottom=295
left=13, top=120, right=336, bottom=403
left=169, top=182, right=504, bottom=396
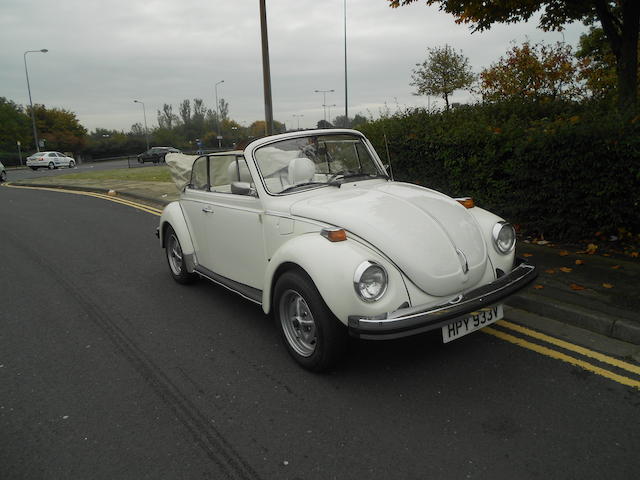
left=348, top=258, right=537, bottom=340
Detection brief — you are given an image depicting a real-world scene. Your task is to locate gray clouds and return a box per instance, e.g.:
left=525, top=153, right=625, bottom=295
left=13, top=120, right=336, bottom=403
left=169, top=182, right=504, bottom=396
left=1, top=0, right=587, bottom=131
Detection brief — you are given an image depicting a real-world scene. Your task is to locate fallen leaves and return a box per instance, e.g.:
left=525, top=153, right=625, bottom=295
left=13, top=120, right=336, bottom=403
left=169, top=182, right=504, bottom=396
left=559, top=267, right=573, bottom=273
left=574, top=259, right=585, bottom=265
left=545, top=268, right=556, bottom=274
left=586, top=243, right=598, bottom=255
left=611, top=265, right=621, bottom=270
left=570, top=283, right=586, bottom=291
left=602, top=283, right=614, bottom=289
left=559, top=250, right=570, bottom=256
left=534, top=284, right=544, bottom=290
left=522, top=253, right=534, bottom=258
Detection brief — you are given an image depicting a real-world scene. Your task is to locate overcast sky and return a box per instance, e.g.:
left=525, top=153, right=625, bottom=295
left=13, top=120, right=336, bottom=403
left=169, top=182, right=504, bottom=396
left=1, top=0, right=588, bottom=132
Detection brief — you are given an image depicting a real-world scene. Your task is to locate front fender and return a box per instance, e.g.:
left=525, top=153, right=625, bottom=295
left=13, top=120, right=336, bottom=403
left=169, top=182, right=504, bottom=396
left=159, top=201, right=196, bottom=272
left=262, top=233, right=410, bottom=325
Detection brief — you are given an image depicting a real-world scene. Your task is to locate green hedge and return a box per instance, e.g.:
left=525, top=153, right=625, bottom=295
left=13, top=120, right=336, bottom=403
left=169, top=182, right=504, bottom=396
left=359, top=101, right=640, bottom=240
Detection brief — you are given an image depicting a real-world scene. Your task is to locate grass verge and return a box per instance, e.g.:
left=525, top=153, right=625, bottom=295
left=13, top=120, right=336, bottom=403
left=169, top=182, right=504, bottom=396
left=51, top=166, right=171, bottom=182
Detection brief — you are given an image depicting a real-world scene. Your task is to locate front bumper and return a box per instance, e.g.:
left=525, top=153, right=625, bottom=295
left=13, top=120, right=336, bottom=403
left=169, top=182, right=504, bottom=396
left=348, top=257, right=537, bottom=340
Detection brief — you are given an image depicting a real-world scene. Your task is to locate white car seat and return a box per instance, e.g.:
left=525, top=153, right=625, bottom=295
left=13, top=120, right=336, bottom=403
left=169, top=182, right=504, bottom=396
left=287, top=157, right=316, bottom=185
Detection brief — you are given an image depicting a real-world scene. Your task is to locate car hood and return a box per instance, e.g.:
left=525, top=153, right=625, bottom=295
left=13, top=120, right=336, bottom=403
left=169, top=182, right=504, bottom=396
left=289, top=182, right=488, bottom=296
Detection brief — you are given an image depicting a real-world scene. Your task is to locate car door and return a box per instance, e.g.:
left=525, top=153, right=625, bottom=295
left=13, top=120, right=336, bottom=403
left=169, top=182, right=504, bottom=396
left=56, top=152, right=68, bottom=167
left=181, top=155, right=266, bottom=291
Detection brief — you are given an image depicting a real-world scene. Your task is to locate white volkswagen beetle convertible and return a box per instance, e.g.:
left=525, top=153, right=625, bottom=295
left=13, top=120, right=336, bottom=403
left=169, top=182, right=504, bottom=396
left=157, top=129, right=537, bottom=371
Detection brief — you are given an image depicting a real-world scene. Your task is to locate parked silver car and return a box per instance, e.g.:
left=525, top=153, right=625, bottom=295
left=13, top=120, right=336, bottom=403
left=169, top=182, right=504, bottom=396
left=26, top=151, right=75, bottom=170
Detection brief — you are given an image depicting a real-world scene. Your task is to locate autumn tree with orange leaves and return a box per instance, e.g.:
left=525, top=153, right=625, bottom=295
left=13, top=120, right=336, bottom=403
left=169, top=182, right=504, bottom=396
left=479, top=41, right=585, bottom=102
left=388, top=0, right=639, bottom=112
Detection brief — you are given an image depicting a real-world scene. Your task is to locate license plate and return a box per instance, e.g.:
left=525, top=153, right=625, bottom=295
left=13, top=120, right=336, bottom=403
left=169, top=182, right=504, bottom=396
left=442, top=304, right=503, bottom=343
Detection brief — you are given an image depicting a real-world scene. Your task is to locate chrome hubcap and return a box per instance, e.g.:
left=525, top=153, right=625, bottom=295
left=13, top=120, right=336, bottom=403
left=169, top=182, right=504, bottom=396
left=279, top=290, right=317, bottom=357
left=167, top=234, right=183, bottom=275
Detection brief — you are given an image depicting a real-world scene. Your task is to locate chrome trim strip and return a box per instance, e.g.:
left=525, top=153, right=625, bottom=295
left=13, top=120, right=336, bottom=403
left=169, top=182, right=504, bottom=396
left=348, top=258, right=537, bottom=340
left=194, top=266, right=262, bottom=305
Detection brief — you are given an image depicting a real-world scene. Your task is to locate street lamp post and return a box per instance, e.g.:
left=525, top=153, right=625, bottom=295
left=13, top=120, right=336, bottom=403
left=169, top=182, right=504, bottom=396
left=24, top=49, right=48, bottom=152
left=133, top=100, right=150, bottom=151
left=292, top=114, right=304, bottom=130
left=324, top=104, right=337, bottom=125
left=259, top=0, right=274, bottom=136
left=344, top=0, right=348, bottom=125
left=314, top=89, right=334, bottom=123
left=215, top=80, right=224, bottom=148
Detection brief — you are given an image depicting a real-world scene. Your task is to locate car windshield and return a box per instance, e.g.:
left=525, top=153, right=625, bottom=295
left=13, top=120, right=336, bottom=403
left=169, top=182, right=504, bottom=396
left=253, top=134, right=387, bottom=194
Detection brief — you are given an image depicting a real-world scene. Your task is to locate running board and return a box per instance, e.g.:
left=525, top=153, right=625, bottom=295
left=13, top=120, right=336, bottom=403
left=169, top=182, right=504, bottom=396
left=194, top=266, right=262, bottom=305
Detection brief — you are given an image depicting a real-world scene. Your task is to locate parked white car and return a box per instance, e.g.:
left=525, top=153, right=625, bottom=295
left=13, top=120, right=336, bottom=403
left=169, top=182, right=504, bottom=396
left=157, top=129, right=537, bottom=371
left=26, top=151, right=75, bottom=170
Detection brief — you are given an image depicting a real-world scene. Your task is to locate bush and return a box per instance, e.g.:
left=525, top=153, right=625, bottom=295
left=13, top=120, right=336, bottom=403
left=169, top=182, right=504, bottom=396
left=359, top=100, right=639, bottom=240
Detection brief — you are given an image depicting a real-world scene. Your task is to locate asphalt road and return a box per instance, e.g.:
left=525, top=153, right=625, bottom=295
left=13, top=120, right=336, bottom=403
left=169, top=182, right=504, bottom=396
left=1, top=186, right=639, bottom=480
left=5, top=159, right=142, bottom=182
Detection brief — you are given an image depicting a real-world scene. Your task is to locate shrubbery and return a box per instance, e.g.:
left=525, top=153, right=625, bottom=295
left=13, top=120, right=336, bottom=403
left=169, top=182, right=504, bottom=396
left=358, top=100, right=639, bottom=240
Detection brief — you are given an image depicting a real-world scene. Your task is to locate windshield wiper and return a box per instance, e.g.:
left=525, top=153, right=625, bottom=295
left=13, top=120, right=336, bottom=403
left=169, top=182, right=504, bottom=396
left=279, top=182, right=328, bottom=194
left=328, top=172, right=388, bottom=186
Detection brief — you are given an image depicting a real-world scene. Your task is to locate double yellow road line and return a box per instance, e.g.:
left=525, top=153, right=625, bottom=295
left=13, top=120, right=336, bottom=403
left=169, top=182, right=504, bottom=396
left=4, top=184, right=163, bottom=216
left=6, top=183, right=640, bottom=389
left=484, top=320, right=640, bottom=389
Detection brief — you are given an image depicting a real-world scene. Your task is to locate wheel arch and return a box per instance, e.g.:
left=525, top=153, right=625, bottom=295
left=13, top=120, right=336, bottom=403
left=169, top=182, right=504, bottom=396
left=261, top=234, right=410, bottom=326
left=159, top=202, right=196, bottom=271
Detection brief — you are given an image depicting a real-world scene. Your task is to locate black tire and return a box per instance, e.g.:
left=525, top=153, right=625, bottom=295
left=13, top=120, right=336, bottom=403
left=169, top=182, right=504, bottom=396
left=0, top=171, right=6, bottom=182
left=48, top=162, right=55, bottom=170
left=274, top=270, right=347, bottom=372
left=68, top=160, right=75, bottom=168
left=164, top=225, right=198, bottom=284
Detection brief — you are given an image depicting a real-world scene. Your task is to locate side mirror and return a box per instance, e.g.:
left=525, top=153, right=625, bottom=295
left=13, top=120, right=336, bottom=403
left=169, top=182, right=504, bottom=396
left=231, top=181, right=257, bottom=197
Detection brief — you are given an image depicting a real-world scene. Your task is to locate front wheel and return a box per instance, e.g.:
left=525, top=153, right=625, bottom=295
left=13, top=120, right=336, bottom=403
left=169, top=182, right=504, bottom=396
left=164, top=226, right=198, bottom=284
left=68, top=160, right=75, bottom=168
left=274, top=271, right=347, bottom=372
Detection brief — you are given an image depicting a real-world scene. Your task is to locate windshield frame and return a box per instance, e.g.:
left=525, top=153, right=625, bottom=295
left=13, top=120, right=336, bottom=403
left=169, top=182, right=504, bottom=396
left=250, top=131, right=388, bottom=197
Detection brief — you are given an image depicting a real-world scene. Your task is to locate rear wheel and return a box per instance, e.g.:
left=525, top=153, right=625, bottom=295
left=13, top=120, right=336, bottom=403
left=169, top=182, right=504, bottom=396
left=164, top=225, right=198, bottom=284
left=0, top=171, right=6, bottom=182
left=48, top=162, right=55, bottom=170
left=274, top=270, right=347, bottom=372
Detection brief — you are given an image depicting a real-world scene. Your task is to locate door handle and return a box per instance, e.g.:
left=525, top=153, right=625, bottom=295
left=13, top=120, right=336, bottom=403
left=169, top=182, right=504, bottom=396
left=202, top=206, right=214, bottom=213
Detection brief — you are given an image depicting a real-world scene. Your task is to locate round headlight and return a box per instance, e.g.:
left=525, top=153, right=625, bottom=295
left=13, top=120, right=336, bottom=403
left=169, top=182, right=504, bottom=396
left=492, top=221, right=516, bottom=254
left=353, top=261, right=388, bottom=302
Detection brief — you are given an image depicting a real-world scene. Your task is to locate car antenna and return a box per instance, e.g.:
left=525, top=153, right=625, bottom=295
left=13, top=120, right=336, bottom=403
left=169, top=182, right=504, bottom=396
left=382, top=126, right=394, bottom=181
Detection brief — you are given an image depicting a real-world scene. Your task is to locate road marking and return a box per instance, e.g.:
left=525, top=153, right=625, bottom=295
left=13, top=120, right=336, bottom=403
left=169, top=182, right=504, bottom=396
left=5, top=183, right=639, bottom=389
left=483, top=327, right=640, bottom=389
left=3, top=184, right=163, bottom=216
left=497, top=320, right=640, bottom=375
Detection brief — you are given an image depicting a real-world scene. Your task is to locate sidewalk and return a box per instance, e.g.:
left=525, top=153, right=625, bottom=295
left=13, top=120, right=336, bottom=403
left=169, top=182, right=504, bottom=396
left=8, top=176, right=640, bottom=349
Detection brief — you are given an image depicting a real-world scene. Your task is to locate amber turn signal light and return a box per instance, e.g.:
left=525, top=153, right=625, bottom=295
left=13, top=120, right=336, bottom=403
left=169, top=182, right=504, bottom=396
left=456, top=197, right=475, bottom=209
left=321, top=228, right=347, bottom=242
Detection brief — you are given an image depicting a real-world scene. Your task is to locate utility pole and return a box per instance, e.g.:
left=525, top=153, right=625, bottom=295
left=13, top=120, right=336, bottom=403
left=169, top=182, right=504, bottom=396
left=259, top=0, right=274, bottom=135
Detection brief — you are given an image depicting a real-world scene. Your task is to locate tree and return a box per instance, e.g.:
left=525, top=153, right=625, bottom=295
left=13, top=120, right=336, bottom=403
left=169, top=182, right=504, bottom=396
left=410, top=45, right=475, bottom=110
left=333, top=113, right=369, bottom=128
left=0, top=97, right=31, bottom=153
left=157, top=104, right=178, bottom=130
left=389, top=0, right=640, bottom=111
left=480, top=41, right=584, bottom=102
left=577, top=26, right=640, bottom=100
left=31, top=105, right=87, bottom=152
left=248, top=120, right=286, bottom=138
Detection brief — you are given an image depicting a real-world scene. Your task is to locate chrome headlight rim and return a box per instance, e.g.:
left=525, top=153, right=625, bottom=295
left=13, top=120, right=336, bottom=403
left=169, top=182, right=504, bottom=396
left=492, top=221, right=516, bottom=254
left=353, top=261, right=388, bottom=303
